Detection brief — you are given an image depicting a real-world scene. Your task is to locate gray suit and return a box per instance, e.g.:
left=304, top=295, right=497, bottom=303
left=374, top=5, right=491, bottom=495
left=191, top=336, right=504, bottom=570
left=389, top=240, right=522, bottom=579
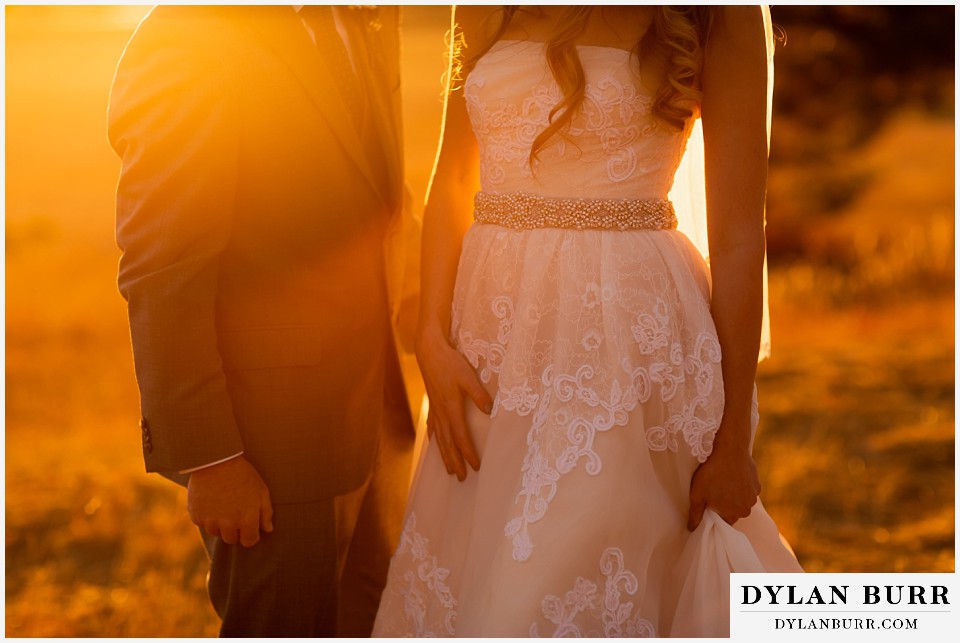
left=108, top=5, right=416, bottom=635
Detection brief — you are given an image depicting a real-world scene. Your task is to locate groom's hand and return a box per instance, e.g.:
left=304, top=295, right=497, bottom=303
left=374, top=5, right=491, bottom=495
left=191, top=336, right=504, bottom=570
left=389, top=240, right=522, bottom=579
left=187, top=455, right=274, bottom=547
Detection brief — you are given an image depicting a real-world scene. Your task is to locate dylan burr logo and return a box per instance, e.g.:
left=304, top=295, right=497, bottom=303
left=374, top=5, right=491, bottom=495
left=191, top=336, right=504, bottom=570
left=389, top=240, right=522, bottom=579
left=731, top=574, right=957, bottom=639
left=742, top=584, right=950, bottom=607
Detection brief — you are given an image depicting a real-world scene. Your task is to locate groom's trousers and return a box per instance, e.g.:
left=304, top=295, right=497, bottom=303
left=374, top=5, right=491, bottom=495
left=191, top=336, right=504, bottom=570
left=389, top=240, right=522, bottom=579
left=200, top=384, right=414, bottom=637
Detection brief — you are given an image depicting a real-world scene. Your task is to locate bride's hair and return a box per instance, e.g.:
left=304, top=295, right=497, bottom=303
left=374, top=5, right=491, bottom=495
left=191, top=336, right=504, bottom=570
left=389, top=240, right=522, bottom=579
left=459, top=6, right=714, bottom=165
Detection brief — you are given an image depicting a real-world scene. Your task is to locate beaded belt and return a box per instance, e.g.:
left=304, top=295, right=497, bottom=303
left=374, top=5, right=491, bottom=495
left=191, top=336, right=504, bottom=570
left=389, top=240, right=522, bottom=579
left=474, top=191, right=677, bottom=231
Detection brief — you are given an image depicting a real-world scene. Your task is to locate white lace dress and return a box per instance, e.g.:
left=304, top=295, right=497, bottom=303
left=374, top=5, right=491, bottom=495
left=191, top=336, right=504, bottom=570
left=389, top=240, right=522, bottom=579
left=372, top=40, right=801, bottom=638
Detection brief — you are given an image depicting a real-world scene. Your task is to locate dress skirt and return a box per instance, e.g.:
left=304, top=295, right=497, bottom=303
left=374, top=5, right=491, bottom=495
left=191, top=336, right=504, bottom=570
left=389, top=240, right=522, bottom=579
left=372, top=224, right=802, bottom=637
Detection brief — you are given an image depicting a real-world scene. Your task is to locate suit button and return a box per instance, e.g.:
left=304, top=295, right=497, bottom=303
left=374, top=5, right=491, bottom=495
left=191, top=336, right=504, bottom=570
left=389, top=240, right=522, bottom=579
left=140, top=417, right=153, bottom=454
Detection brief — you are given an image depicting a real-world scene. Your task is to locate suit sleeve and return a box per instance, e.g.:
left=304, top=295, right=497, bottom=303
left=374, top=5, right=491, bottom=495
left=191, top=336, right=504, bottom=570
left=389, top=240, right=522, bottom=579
left=107, top=12, right=245, bottom=473
left=373, top=6, right=421, bottom=353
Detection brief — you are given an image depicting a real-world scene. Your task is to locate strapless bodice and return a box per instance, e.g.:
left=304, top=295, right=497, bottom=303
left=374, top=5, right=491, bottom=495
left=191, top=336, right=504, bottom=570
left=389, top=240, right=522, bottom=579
left=464, top=40, right=694, bottom=200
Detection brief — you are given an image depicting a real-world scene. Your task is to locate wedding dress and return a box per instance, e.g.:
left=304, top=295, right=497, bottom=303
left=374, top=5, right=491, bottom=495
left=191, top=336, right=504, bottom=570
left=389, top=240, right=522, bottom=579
left=373, top=39, right=801, bottom=638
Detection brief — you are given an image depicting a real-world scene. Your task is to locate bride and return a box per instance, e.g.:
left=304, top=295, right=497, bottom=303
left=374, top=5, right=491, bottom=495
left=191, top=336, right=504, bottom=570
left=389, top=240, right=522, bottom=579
left=374, top=5, right=802, bottom=637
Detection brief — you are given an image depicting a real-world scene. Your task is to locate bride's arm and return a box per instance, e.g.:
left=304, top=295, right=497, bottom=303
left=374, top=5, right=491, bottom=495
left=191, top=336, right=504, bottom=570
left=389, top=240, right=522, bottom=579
left=416, top=5, right=501, bottom=481
left=688, top=6, right=772, bottom=530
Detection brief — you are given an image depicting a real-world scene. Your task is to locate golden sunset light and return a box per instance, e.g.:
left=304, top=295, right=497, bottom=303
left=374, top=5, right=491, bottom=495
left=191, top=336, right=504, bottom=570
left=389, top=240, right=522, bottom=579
left=5, top=4, right=954, bottom=637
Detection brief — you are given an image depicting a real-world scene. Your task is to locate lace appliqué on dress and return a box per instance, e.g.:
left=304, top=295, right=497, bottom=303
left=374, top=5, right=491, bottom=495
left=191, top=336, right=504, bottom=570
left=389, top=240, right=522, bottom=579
left=465, top=45, right=684, bottom=195
left=394, top=513, right=457, bottom=636
left=530, top=547, right=657, bottom=637
left=456, top=268, right=723, bottom=561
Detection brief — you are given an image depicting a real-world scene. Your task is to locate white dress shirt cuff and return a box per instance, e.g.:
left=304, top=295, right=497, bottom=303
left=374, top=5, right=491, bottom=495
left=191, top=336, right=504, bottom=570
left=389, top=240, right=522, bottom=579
left=179, top=452, right=244, bottom=474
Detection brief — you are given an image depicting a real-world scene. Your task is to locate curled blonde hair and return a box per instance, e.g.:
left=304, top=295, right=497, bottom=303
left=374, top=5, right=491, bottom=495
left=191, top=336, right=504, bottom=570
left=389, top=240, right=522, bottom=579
left=643, top=7, right=713, bottom=130
left=460, top=6, right=714, bottom=165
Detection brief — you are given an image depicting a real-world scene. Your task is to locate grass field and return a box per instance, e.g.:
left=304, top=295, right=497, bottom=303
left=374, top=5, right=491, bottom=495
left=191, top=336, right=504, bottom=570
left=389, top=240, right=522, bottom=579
left=5, top=6, right=954, bottom=637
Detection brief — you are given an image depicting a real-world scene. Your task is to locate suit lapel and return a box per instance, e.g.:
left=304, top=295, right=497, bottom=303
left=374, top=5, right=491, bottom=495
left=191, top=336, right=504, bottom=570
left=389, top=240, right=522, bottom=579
left=379, top=6, right=405, bottom=209
left=239, top=6, right=386, bottom=203
left=341, top=6, right=404, bottom=211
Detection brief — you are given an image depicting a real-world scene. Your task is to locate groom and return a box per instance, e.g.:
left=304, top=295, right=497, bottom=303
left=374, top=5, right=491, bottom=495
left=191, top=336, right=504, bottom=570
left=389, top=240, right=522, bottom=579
left=108, top=5, right=416, bottom=636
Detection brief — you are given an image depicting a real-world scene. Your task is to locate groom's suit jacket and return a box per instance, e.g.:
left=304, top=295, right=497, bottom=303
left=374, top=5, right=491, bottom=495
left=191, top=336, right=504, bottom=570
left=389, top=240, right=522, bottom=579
left=108, top=5, right=416, bottom=504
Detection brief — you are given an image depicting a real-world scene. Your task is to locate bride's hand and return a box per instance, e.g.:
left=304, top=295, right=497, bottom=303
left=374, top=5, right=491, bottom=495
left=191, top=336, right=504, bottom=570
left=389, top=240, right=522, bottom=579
left=687, top=427, right=760, bottom=531
left=416, top=327, right=493, bottom=481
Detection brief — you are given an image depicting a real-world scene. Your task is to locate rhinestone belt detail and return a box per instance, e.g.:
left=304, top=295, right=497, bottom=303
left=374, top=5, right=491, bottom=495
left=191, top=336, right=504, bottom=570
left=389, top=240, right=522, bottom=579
left=473, top=191, right=677, bottom=231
